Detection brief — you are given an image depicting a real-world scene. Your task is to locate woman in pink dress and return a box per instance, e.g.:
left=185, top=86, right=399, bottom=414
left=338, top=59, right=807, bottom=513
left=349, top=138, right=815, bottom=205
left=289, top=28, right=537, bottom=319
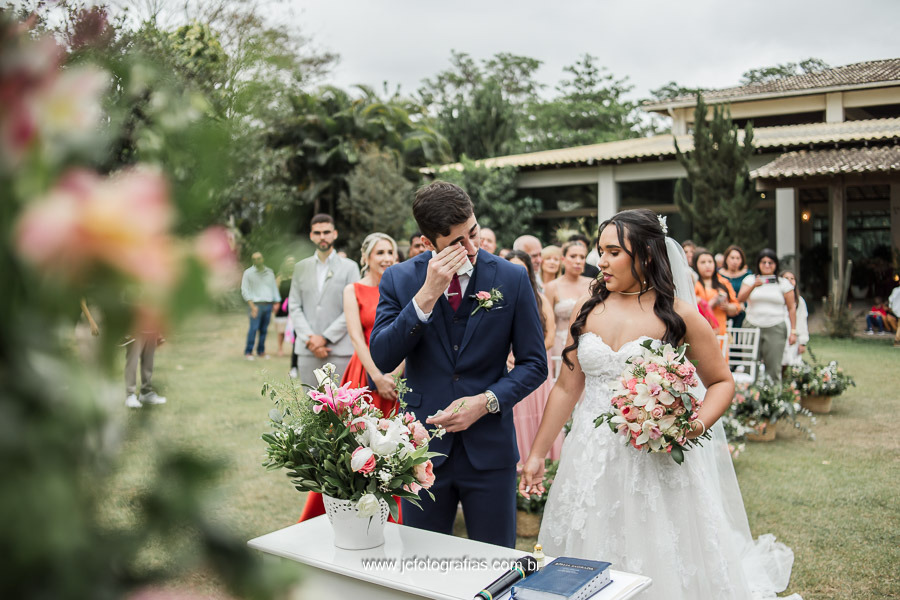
left=505, top=250, right=563, bottom=463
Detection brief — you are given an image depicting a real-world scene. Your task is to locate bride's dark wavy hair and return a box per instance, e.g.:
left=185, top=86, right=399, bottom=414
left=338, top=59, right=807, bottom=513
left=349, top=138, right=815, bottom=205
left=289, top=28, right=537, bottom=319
left=562, top=209, right=686, bottom=369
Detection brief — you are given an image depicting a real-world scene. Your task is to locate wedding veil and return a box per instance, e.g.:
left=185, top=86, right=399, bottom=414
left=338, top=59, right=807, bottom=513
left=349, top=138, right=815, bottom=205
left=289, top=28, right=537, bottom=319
left=665, top=237, right=697, bottom=309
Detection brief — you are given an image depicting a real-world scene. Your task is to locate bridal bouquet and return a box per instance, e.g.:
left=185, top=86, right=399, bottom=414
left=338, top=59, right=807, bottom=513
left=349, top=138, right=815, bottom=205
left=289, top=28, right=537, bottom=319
left=595, top=339, right=709, bottom=464
left=262, top=364, right=443, bottom=520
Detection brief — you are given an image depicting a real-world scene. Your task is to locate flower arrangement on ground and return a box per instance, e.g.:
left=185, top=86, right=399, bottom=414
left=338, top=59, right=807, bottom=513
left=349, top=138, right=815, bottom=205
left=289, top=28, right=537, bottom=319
left=595, top=339, right=709, bottom=465
left=729, top=378, right=816, bottom=440
left=262, top=364, right=443, bottom=521
left=786, top=354, right=855, bottom=397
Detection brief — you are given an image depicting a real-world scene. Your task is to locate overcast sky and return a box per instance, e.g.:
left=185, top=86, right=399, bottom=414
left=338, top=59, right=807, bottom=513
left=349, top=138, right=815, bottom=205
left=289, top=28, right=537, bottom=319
left=288, top=0, right=900, bottom=100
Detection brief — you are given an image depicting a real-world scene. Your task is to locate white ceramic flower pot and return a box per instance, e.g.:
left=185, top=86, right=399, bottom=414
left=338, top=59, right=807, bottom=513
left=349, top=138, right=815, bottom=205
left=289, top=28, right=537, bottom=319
left=321, top=494, right=389, bottom=550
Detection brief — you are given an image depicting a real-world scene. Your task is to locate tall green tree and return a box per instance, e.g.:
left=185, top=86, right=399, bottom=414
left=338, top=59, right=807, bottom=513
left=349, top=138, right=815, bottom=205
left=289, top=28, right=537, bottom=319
left=339, top=147, right=415, bottom=258
left=674, top=95, right=765, bottom=254
left=524, top=54, right=648, bottom=151
left=418, top=51, right=542, bottom=160
left=740, top=58, right=830, bottom=86
left=269, top=85, right=450, bottom=231
left=437, top=157, right=541, bottom=250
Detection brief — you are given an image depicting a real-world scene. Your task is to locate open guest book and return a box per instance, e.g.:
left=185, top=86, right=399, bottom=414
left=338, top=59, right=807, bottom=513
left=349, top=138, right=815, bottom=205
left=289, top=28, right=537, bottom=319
left=510, top=557, right=612, bottom=600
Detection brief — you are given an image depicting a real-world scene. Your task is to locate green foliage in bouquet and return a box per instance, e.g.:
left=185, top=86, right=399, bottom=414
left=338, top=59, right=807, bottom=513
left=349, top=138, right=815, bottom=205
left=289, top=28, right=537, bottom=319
left=730, top=378, right=816, bottom=440
left=262, top=365, right=443, bottom=521
left=786, top=351, right=855, bottom=397
left=516, top=460, right=559, bottom=515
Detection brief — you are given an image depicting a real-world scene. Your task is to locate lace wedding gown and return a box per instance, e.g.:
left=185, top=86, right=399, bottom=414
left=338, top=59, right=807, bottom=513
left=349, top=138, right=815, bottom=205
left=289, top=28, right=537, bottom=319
left=540, top=333, right=800, bottom=600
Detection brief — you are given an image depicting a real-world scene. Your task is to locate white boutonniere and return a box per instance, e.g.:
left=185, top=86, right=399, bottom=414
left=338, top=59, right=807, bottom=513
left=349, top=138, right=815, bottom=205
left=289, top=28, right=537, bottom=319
left=470, top=288, right=503, bottom=315
left=326, top=269, right=334, bottom=280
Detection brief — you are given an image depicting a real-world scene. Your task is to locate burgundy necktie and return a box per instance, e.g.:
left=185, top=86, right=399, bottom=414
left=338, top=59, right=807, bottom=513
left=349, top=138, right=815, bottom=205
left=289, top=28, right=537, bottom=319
left=448, top=273, right=462, bottom=312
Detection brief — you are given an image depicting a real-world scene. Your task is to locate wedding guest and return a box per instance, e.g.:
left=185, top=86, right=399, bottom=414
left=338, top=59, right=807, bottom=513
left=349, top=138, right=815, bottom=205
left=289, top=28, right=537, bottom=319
left=889, top=283, right=900, bottom=347
left=498, top=248, right=511, bottom=259
left=288, top=214, right=360, bottom=385
left=480, top=227, right=497, bottom=254
left=781, top=270, right=809, bottom=367
left=681, top=239, right=697, bottom=268
left=299, top=232, right=406, bottom=523
left=241, top=251, right=280, bottom=360
left=124, top=330, right=166, bottom=408
left=407, top=231, right=426, bottom=259
left=513, top=234, right=544, bottom=291
left=540, top=245, right=562, bottom=286
left=567, top=234, right=600, bottom=279
left=274, top=256, right=296, bottom=357
left=506, top=250, right=563, bottom=463
left=693, top=250, right=741, bottom=335
left=719, top=245, right=753, bottom=328
left=545, top=241, right=593, bottom=370
left=866, top=297, right=888, bottom=335
left=737, top=249, right=797, bottom=383
left=715, top=253, right=725, bottom=269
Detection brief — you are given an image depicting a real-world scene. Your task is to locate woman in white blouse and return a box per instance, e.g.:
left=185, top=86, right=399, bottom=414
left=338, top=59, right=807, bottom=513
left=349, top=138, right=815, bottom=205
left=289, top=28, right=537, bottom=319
left=737, top=249, right=797, bottom=383
left=780, top=270, right=809, bottom=367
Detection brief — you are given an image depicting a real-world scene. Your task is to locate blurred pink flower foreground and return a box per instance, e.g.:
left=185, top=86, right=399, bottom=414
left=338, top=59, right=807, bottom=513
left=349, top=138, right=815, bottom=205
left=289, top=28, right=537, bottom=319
left=15, top=166, right=178, bottom=287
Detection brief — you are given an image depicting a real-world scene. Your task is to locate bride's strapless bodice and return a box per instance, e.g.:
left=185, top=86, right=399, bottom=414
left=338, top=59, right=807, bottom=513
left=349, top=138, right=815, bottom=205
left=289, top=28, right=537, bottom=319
left=575, top=333, right=651, bottom=416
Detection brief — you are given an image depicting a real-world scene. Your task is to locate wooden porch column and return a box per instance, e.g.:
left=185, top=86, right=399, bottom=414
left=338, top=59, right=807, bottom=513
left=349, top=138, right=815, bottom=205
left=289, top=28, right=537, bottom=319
left=829, top=179, right=846, bottom=301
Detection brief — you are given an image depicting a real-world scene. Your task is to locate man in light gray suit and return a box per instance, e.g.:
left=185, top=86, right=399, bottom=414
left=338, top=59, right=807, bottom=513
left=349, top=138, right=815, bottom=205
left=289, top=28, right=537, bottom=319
left=288, top=214, right=360, bottom=385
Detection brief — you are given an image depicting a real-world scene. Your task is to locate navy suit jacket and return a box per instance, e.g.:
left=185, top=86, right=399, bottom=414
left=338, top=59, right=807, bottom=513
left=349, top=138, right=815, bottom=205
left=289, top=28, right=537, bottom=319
left=370, top=249, right=547, bottom=470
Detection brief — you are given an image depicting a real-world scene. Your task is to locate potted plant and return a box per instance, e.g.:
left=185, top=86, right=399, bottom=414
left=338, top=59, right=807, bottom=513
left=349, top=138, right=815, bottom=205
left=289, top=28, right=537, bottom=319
left=788, top=354, right=855, bottom=413
left=261, top=364, right=443, bottom=549
left=515, top=459, right=559, bottom=537
left=730, top=378, right=815, bottom=442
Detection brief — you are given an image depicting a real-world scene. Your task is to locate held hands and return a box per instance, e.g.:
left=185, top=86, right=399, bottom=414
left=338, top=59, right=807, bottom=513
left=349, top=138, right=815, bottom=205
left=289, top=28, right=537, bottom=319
left=307, top=334, right=330, bottom=359
left=426, top=394, right=488, bottom=432
left=518, top=455, right=546, bottom=500
left=415, top=243, right=469, bottom=313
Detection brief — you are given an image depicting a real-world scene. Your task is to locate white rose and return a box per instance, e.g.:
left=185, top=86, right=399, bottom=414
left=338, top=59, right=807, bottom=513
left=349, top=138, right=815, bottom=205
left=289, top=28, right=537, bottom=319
left=357, top=493, right=380, bottom=518
left=484, top=300, right=493, bottom=308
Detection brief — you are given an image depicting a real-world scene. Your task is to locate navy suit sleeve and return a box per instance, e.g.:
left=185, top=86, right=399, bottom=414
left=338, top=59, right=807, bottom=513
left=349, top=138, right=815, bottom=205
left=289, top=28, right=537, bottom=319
left=490, top=268, right=548, bottom=414
left=370, top=266, right=428, bottom=373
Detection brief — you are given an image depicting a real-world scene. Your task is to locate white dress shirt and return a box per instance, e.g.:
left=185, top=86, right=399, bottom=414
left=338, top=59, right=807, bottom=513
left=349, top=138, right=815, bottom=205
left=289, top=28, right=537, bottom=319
left=315, top=251, right=336, bottom=293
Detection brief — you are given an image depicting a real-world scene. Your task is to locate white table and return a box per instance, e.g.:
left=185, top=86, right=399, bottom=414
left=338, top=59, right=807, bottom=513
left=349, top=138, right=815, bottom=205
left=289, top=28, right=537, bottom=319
left=248, top=517, right=652, bottom=600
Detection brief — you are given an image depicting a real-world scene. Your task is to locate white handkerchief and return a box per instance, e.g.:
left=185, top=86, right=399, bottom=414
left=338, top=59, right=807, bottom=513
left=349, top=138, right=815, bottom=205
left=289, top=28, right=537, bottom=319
left=456, top=258, right=474, bottom=277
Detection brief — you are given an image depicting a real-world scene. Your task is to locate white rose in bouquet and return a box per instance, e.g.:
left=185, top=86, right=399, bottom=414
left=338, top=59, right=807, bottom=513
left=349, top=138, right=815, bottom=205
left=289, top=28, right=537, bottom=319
left=357, top=493, right=380, bottom=518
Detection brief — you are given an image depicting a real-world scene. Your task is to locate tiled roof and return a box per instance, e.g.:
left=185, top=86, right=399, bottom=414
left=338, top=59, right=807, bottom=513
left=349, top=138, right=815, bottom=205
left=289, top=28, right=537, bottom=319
left=751, top=146, right=900, bottom=180
left=431, top=118, right=900, bottom=172
left=643, top=58, right=900, bottom=110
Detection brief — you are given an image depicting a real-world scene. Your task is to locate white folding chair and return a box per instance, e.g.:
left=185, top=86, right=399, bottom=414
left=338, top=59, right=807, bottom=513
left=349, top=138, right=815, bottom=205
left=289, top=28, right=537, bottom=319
left=716, top=334, right=729, bottom=359
left=725, top=326, right=760, bottom=384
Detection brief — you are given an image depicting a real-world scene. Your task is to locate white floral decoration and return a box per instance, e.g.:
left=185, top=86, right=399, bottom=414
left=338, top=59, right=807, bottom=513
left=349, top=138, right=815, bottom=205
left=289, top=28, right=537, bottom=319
left=657, top=214, right=668, bottom=235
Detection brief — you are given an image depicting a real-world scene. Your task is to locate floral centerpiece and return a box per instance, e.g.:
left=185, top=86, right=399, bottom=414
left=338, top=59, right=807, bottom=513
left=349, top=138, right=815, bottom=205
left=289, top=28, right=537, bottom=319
left=786, top=352, right=855, bottom=413
left=262, top=364, right=442, bottom=547
left=595, top=339, right=710, bottom=465
left=729, top=378, right=815, bottom=441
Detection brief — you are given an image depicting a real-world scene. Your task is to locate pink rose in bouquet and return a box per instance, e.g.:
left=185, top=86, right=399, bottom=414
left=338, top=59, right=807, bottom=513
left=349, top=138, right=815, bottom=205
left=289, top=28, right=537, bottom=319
left=413, top=460, right=435, bottom=489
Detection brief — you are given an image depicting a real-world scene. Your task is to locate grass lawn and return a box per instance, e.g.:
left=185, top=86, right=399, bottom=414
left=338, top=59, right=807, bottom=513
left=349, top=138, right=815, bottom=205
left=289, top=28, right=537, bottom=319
left=104, top=311, right=900, bottom=599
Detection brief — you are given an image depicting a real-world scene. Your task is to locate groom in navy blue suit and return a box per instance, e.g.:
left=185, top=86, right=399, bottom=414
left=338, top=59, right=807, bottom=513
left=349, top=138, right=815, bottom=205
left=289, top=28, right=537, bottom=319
left=370, top=182, right=547, bottom=548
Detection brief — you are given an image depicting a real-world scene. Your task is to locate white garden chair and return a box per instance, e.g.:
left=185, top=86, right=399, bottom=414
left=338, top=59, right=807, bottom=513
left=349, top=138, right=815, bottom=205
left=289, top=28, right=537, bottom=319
left=716, top=334, right=729, bottom=359
left=725, top=326, right=760, bottom=384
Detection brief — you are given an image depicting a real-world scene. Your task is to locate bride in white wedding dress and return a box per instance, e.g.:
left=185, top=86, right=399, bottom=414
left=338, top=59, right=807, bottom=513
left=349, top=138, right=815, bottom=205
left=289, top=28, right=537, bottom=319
left=520, top=209, right=800, bottom=600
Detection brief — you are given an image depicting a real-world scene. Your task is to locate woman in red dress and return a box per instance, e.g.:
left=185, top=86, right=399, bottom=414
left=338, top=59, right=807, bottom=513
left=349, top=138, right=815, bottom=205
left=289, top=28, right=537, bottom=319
left=299, top=232, right=406, bottom=522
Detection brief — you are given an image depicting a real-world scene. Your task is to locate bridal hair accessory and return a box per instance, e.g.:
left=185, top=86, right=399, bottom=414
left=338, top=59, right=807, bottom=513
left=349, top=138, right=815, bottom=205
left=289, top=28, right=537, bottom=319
left=657, top=214, right=668, bottom=235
